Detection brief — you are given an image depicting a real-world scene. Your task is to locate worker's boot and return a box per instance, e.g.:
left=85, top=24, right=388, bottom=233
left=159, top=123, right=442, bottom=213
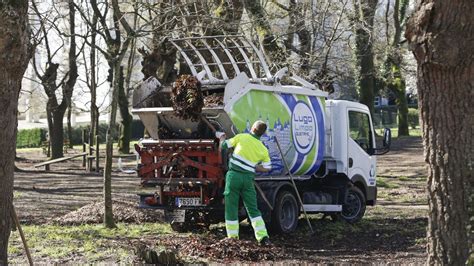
left=259, top=236, right=271, bottom=246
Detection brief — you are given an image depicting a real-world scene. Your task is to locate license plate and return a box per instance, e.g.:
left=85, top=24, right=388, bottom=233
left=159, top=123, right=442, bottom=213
left=176, top=197, right=201, bottom=206
left=165, top=209, right=185, bottom=223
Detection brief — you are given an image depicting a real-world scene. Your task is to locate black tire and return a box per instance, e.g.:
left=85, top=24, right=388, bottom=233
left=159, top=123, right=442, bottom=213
left=271, top=190, right=299, bottom=234
left=170, top=222, right=189, bottom=233
left=340, top=186, right=366, bottom=223
left=329, top=213, right=340, bottom=222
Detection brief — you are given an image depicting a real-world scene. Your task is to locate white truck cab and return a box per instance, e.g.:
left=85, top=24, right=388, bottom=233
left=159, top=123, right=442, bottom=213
left=325, top=100, right=378, bottom=204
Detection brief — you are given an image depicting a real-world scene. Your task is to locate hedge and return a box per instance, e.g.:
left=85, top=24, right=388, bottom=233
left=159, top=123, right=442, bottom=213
left=16, top=128, right=47, bottom=148
left=17, top=120, right=146, bottom=148
left=68, top=123, right=110, bottom=145
left=407, top=108, right=419, bottom=129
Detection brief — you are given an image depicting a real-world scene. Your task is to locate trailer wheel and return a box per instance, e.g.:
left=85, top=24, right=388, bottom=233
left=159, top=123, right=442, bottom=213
left=271, top=190, right=299, bottom=234
left=340, top=186, right=366, bottom=223
left=170, top=222, right=189, bottom=233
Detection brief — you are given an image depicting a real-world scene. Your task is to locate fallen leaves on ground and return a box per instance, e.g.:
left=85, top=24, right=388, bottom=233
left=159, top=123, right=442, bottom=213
left=161, top=235, right=282, bottom=263
left=52, top=200, right=163, bottom=225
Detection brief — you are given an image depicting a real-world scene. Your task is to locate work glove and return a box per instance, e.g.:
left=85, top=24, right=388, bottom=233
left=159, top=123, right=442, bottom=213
left=215, top=131, right=226, bottom=140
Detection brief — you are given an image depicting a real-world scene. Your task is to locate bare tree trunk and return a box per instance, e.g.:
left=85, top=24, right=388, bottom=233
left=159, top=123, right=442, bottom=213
left=90, top=14, right=99, bottom=139
left=67, top=101, right=73, bottom=147
left=118, top=66, right=132, bottom=154
left=0, top=1, right=30, bottom=263
left=89, top=0, right=134, bottom=229
left=48, top=107, right=66, bottom=159
left=406, top=0, right=473, bottom=264
left=42, top=63, right=66, bottom=159
left=34, top=0, right=78, bottom=159
left=120, top=30, right=137, bottom=152
left=62, top=0, right=78, bottom=145
left=103, top=61, right=120, bottom=229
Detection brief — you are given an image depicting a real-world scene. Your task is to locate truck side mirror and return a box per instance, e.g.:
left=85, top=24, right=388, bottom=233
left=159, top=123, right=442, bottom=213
left=383, top=128, right=391, bottom=148
left=374, top=128, right=391, bottom=155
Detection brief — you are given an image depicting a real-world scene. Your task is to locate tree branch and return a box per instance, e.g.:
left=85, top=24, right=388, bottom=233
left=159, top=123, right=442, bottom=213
left=111, top=0, right=135, bottom=36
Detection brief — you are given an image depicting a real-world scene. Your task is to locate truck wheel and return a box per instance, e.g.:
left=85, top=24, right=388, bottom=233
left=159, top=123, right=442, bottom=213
left=340, top=186, right=366, bottom=223
left=170, top=222, right=189, bottom=232
left=271, top=190, right=299, bottom=234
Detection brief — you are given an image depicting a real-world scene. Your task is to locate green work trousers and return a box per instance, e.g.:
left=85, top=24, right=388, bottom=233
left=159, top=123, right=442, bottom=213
left=224, top=170, right=269, bottom=242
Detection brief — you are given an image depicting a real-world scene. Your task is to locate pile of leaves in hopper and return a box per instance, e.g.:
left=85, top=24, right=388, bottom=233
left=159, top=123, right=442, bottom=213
left=157, top=126, right=180, bottom=139
left=203, top=94, right=224, bottom=107
left=171, top=75, right=203, bottom=121
left=161, top=235, right=282, bottom=262
left=51, top=200, right=163, bottom=225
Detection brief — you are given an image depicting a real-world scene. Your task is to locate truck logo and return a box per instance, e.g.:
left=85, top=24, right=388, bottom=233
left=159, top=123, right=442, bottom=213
left=292, top=101, right=317, bottom=155
left=294, top=115, right=313, bottom=124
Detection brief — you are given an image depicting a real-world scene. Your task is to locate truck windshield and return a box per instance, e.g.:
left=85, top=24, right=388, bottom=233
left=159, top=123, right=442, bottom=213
left=348, top=111, right=373, bottom=152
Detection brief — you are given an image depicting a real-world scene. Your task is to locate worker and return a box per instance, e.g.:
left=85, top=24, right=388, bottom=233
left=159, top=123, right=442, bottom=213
left=217, top=120, right=272, bottom=246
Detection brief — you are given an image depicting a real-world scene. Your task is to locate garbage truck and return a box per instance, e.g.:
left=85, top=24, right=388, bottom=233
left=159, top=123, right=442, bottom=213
left=132, top=36, right=391, bottom=233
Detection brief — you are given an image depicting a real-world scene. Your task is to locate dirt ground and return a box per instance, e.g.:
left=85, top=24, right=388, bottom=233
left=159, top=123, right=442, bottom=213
left=10, top=136, right=429, bottom=264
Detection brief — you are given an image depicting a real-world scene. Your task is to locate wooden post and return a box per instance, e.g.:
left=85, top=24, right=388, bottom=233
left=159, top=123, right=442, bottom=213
left=95, top=135, right=99, bottom=173
left=45, top=141, right=50, bottom=171
left=82, top=129, right=86, bottom=167
left=87, top=131, right=93, bottom=172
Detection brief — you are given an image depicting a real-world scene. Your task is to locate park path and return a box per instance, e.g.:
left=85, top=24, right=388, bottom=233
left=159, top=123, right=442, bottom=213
left=14, top=151, right=139, bottom=224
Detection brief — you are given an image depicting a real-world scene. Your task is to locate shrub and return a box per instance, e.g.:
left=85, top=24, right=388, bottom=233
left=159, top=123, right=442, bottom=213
left=17, top=120, right=144, bottom=148
left=407, top=108, right=419, bottom=129
left=67, top=121, right=144, bottom=145
left=16, top=128, right=47, bottom=148
left=66, top=123, right=111, bottom=145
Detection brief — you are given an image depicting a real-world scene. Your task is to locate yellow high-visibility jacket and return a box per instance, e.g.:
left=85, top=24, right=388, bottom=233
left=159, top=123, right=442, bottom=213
left=222, top=133, right=271, bottom=174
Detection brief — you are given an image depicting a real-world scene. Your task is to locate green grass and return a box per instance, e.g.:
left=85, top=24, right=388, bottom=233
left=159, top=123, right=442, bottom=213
left=377, top=177, right=400, bottom=188
left=16, top=147, right=43, bottom=153
left=376, top=127, right=422, bottom=138
left=8, top=223, right=172, bottom=264
left=376, top=174, right=427, bottom=205
left=366, top=205, right=427, bottom=220
left=398, top=176, right=410, bottom=181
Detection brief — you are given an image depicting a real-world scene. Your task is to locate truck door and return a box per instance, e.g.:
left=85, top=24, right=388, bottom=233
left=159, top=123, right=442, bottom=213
left=347, top=110, right=376, bottom=187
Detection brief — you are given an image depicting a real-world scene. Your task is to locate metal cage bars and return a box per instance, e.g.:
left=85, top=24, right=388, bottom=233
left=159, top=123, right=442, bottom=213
left=169, top=35, right=273, bottom=86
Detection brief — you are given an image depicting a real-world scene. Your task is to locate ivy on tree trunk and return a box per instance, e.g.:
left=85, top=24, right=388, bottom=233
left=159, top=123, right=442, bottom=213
left=118, top=66, right=132, bottom=154
left=385, top=0, right=409, bottom=136
left=352, top=0, right=378, bottom=116
left=243, top=0, right=286, bottom=69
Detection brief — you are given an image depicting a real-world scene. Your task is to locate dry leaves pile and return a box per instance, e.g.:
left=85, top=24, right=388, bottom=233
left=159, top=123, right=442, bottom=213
left=161, top=235, right=281, bottom=262
left=157, top=126, right=180, bottom=139
left=52, top=200, right=163, bottom=225
left=203, top=94, right=224, bottom=107
left=171, top=75, right=203, bottom=121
